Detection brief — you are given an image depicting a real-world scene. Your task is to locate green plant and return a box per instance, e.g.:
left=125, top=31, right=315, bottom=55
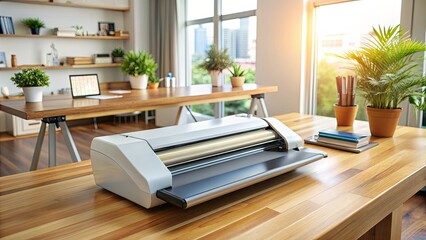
left=11, top=68, right=50, bottom=88
left=228, top=64, right=246, bottom=77
left=120, top=50, right=158, bottom=77
left=112, top=48, right=125, bottom=58
left=199, top=45, right=232, bottom=72
left=148, top=75, right=162, bottom=83
left=338, top=25, right=426, bottom=110
left=21, top=18, right=45, bottom=29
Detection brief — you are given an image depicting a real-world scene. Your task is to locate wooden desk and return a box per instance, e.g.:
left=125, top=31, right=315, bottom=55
left=0, top=113, right=424, bottom=239
left=0, top=84, right=277, bottom=170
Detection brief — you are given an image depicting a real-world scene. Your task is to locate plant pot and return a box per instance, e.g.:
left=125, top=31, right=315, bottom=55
left=30, top=28, right=40, bottom=35
left=210, top=70, right=223, bottom=87
left=148, top=82, right=159, bottom=89
left=113, top=57, right=123, bottom=63
left=129, top=75, right=148, bottom=89
left=230, top=77, right=245, bottom=87
left=22, top=86, right=44, bottom=102
left=334, top=104, right=358, bottom=126
left=366, top=107, right=402, bottom=137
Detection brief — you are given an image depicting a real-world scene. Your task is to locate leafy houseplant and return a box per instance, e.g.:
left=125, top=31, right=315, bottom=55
left=228, top=64, right=247, bottom=87
left=121, top=50, right=158, bottom=89
left=200, top=45, right=232, bottom=87
left=11, top=68, right=50, bottom=102
left=111, top=48, right=125, bottom=63
left=148, top=76, right=162, bottom=89
left=21, top=18, right=45, bottom=35
left=338, top=25, right=426, bottom=137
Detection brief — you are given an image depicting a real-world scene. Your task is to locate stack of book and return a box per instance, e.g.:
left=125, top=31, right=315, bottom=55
left=66, top=57, right=93, bottom=65
left=317, top=129, right=370, bottom=149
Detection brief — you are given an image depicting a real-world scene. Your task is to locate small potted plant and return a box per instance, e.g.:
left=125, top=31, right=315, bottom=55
left=111, top=47, right=125, bottom=63
left=148, top=75, right=162, bottom=89
left=228, top=64, right=246, bottom=87
left=21, top=18, right=45, bottom=35
left=10, top=68, right=50, bottom=102
left=120, top=50, right=158, bottom=89
left=199, top=45, right=232, bottom=87
left=338, top=25, right=426, bottom=137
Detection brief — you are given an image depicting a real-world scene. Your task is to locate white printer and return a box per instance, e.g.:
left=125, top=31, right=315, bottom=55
left=91, top=115, right=326, bottom=209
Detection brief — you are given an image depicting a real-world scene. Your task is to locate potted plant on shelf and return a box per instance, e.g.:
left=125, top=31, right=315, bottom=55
left=148, top=75, right=162, bottom=89
left=10, top=68, right=50, bottom=102
left=21, top=18, right=45, bottom=35
left=228, top=64, right=246, bottom=87
left=338, top=25, right=426, bottom=137
left=120, top=50, right=158, bottom=89
left=199, top=45, right=232, bottom=87
left=111, top=47, right=125, bottom=63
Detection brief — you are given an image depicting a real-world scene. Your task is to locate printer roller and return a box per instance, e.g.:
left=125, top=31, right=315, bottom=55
left=157, top=129, right=279, bottom=166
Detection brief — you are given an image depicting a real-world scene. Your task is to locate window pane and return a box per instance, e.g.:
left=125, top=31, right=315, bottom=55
left=314, top=0, right=402, bottom=120
left=187, top=0, right=214, bottom=21
left=221, top=0, right=256, bottom=15
left=222, top=17, right=257, bottom=116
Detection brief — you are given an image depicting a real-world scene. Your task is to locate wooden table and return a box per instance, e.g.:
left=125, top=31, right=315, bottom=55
left=0, top=84, right=277, bottom=170
left=1, top=113, right=424, bottom=239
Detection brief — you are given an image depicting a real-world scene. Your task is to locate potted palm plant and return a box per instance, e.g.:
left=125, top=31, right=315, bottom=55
left=121, top=50, right=158, bottom=89
left=338, top=25, right=426, bottom=137
left=10, top=68, right=50, bottom=102
left=111, top=47, right=125, bottom=63
left=21, top=18, right=45, bottom=35
left=228, top=64, right=247, bottom=87
left=200, top=45, right=232, bottom=87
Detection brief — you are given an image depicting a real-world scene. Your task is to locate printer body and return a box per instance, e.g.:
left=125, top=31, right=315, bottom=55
left=91, top=115, right=326, bottom=209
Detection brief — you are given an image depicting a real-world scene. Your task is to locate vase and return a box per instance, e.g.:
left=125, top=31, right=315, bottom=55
left=334, top=104, right=358, bottom=126
left=148, top=82, right=159, bottom=89
left=23, top=86, right=44, bottom=102
left=129, top=75, right=148, bottom=89
left=230, top=77, right=245, bottom=87
left=210, top=70, right=223, bottom=87
left=366, top=107, right=402, bottom=137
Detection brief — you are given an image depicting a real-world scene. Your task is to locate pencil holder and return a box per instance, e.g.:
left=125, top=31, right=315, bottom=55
left=334, top=104, right=358, bottom=126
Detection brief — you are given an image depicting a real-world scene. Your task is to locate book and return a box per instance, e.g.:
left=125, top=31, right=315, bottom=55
left=318, top=129, right=370, bottom=143
left=304, top=136, right=378, bottom=153
left=317, top=136, right=369, bottom=148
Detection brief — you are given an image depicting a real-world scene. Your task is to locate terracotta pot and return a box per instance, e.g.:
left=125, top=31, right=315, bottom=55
left=334, top=104, right=358, bottom=126
left=366, top=107, right=402, bottom=137
left=148, top=82, right=159, bottom=89
left=230, top=77, right=245, bottom=87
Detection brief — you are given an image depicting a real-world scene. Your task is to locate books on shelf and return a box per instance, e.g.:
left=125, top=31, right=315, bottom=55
left=66, top=57, right=93, bottom=65
left=0, top=16, right=15, bottom=34
left=317, top=129, right=370, bottom=148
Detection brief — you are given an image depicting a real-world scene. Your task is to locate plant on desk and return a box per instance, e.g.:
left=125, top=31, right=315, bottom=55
left=21, top=17, right=45, bottom=35
left=337, top=25, right=426, bottom=137
left=121, top=50, right=158, bottom=89
left=111, top=47, right=125, bottom=63
left=148, top=75, right=162, bottom=89
left=228, top=64, right=246, bottom=88
left=10, top=68, right=50, bottom=102
left=199, top=45, right=232, bottom=87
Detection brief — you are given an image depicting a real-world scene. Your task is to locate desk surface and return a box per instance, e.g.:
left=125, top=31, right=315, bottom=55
left=0, top=84, right=277, bottom=120
left=0, top=113, right=425, bottom=239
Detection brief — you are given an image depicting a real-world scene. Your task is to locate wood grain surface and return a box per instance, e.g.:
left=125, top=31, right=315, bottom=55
left=0, top=84, right=278, bottom=120
left=0, top=113, right=425, bottom=239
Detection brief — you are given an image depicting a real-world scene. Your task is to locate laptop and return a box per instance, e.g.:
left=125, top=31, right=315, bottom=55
left=69, top=74, right=122, bottom=99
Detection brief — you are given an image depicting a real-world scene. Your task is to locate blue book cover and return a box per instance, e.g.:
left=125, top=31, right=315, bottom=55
left=318, top=129, right=369, bottom=142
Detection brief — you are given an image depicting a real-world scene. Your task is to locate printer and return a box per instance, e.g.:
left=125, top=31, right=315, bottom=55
left=91, top=115, right=326, bottom=209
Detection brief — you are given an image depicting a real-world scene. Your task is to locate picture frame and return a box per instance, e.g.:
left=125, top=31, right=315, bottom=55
left=0, top=52, right=6, bottom=68
left=98, top=22, right=115, bottom=36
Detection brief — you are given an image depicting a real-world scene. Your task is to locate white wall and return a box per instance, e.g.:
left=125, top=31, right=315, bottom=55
left=256, top=0, right=306, bottom=116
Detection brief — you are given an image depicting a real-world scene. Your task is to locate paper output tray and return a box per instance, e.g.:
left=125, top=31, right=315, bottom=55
left=156, top=149, right=324, bottom=209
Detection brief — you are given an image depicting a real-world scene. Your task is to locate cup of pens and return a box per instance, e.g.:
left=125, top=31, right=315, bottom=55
left=334, top=75, right=358, bottom=126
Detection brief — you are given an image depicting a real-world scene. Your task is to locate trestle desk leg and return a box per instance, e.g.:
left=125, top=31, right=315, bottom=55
left=48, top=123, right=56, bottom=167
left=30, top=121, right=47, bottom=171
left=58, top=121, right=81, bottom=163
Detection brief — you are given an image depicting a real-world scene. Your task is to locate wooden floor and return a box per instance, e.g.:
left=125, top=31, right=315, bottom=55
left=0, top=120, right=424, bottom=239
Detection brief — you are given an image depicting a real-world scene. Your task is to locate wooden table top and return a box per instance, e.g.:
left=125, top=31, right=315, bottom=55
left=0, top=84, right=277, bottom=120
left=0, top=113, right=425, bottom=239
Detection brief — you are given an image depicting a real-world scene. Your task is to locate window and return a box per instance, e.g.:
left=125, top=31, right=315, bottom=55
left=186, top=0, right=257, bottom=118
left=312, top=0, right=402, bottom=120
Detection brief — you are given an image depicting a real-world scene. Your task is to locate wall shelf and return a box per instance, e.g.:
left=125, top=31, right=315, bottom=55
left=0, top=63, right=121, bottom=71
left=0, top=0, right=129, bottom=11
left=0, top=34, right=129, bottom=40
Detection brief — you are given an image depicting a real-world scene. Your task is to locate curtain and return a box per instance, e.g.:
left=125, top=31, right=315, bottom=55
left=149, top=0, right=179, bottom=85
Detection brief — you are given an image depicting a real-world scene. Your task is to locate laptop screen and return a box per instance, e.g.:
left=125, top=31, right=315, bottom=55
left=69, top=74, right=101, bottom=98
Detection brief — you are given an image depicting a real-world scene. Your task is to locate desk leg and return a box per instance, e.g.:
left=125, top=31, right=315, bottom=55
left=248, top=94, right=270, bottom=117
left=30, top=121, right=47, bottom=171
left=58, top=121, right=81, bottom=163
left=48, top=123, right=56, bottom=167
left=359, top=205, right=403, bottom=240
left=258, top=97, right=270, bottom=117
